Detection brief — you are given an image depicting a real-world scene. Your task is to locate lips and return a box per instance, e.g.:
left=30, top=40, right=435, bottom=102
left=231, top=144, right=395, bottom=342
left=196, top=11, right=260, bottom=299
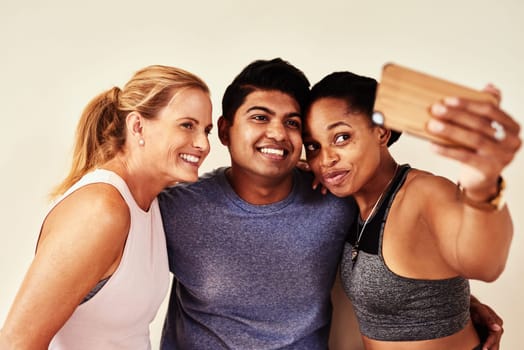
left=322, top=169, right=349, bottom=186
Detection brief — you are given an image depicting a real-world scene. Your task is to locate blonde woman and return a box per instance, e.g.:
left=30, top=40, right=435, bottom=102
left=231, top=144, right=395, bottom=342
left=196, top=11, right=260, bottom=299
left=0, top=65, right=213, bottom=349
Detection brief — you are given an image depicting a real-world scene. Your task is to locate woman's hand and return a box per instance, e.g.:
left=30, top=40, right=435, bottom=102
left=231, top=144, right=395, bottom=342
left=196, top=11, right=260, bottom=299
left=470, top=295, right=504, bottom=350
left=427, top=84, right=521, bottom=201
left=296, top=159, right=328, bottom=194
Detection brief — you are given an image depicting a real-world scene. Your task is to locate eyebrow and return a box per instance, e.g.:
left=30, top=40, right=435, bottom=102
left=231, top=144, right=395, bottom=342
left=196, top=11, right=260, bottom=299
left=179, top=117, right=213, bottom=128
left=327, top=121, right=352, bottom=130
left=246, top=106, right=302, bottom=119
left=246, top=106, right=274, bottom=115
left=179, top=117, right=201, bottom=123
left=303, top=121, right=351, bottom=138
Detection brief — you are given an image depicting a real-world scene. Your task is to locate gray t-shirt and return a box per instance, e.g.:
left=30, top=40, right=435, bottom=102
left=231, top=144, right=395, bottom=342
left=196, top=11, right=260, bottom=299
left=159, top=168, right=355, bottom=349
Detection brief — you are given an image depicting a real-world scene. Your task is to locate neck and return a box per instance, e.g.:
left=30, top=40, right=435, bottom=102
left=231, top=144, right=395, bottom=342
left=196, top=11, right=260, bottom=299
left=103, top=157, right=160, bottom=212
left=355, top=160, right=399, bottom=219
left=226, top=167, right=294, bottom=205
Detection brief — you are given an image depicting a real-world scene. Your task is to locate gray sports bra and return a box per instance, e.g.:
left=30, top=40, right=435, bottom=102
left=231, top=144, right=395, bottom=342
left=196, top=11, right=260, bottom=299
left=340, top=165, right=470, bottom=341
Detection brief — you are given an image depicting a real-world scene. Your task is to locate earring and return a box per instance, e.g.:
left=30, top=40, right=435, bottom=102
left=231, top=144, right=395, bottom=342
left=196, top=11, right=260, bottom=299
left=138, top=139, right=145, bottom=146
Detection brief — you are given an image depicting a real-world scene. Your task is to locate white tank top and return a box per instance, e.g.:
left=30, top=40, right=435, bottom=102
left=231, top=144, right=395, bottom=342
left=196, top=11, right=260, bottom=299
left=49, top=169, right=169, bottom=350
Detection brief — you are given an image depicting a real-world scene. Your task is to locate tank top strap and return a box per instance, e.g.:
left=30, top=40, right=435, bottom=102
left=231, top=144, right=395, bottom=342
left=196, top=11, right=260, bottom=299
left=346, top=164, right=411, bottom=255
left=375, top=163, right=411, bottom=224
left=372, top=164, right=411, bottom=257
left=56, top=169, right=140, bottom=213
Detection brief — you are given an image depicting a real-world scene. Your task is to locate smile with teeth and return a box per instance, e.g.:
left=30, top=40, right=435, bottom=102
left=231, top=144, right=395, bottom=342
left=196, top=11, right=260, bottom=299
left=180, top=153, right=200, bottom=164
left=259, top=147, right=286, bottom=157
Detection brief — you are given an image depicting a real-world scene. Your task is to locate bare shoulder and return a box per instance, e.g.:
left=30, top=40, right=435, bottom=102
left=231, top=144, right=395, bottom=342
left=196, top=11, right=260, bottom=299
left=404, top=168, right=456, bottom=198
left=70, top=183, right=130, bottom=223
left=399, top=168, right=461, bottom=221
left=40, top=183, right=130, bottom=249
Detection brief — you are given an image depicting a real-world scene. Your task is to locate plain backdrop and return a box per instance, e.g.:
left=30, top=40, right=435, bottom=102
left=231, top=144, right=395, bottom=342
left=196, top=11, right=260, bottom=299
left=1, top=0, right=522, bottom=348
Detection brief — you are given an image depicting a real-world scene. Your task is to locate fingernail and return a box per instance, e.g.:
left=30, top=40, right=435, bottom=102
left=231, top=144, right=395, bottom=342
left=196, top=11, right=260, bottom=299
left=443, top=96, right=460, bottom=106
left=430, top=143, right=443, bottom=153
left=427, top=119, right=445, bottom=132
left=491, top=323, right=502, bottom=331
left=431, top=103, right=447, bottom=116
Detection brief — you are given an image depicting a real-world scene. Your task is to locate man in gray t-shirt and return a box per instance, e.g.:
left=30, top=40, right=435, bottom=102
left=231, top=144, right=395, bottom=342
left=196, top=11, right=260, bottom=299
left=159, top=58, right=355, bottom=349
left=159, top=168, right=354, bottom=349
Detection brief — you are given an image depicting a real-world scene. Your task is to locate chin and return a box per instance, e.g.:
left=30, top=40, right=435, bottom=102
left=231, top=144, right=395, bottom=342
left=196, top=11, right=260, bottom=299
left=188, top=170, right=201, bottom=181
left=179, top=175, right=199, bottom=183
left=169, top=171, right=198, bottom=185
left=327, top=186, right=350, bottom=198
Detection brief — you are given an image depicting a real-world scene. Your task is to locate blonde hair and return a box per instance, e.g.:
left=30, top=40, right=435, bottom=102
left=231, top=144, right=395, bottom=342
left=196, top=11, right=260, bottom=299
left=51, top=65, right=209, bottom=197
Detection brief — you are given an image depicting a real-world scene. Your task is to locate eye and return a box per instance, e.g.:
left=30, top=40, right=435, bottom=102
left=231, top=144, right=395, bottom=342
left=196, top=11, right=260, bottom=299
left=205, top=126, right=213, bottom=135
left=181, top=122, right=194, bottom=130
left=285, top=118, right=302, bottom=130
left=252, top=114, right=268, bottom=122
left=334, top=133, right=350, bottom=144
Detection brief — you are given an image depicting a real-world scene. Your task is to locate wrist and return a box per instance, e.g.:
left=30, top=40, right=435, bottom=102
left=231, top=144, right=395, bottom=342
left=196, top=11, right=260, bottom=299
left=457, top=176, right=506, bottom=211
left=463, top=181, right=499, bottom=202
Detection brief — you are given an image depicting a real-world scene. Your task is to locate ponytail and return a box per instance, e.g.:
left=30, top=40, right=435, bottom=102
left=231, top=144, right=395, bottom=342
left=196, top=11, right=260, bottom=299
left=50, top=87, right=125, bottom=197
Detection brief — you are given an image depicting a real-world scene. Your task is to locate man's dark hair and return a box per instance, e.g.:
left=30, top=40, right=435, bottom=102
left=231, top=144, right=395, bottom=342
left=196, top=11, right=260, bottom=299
left=221, top=58, right=310, bottom=123
left=309, top=71, right=401, bottom=146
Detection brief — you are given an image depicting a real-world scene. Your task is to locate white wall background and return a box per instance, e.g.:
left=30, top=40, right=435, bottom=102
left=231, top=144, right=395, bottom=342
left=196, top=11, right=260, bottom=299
left=1, top=0, right=522, bottom=348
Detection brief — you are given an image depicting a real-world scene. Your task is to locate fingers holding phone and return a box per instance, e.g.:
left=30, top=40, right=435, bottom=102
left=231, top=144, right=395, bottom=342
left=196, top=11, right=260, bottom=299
left=428, top=93, right=520, bottom=151
left=427, top=92, right=521, bottom=185
left=373, top=63, right=498, bottom=147
left=373, top=63, right=521, bottom=191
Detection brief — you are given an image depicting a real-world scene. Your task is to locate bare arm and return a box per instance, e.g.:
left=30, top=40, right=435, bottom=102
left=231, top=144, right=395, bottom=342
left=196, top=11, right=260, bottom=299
left=421, top=87, right=520, bottom=281
left=0, top=184, right=130, bottom=349
left=417, top=174, right=512, bottom=281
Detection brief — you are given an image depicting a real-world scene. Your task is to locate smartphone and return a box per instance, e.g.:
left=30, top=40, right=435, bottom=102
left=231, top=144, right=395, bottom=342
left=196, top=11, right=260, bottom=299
left=372, top=63, right=497, bottom=146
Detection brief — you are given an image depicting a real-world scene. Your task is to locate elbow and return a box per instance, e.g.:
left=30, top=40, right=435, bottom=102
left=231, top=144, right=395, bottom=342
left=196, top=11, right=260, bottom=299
left=467, top=261, right=507, bottom=282
left=457, top=238, right=512, bottom=282
left=483, top=262, right=507, bottom=282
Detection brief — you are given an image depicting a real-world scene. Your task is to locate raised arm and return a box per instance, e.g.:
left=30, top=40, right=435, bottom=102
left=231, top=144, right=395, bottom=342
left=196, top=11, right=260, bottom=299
left=420, top=87, right=520, bottom=281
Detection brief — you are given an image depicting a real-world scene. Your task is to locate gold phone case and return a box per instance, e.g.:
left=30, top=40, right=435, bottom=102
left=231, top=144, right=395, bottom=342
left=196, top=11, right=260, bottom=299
left=372, top=63, right=497, bottom=145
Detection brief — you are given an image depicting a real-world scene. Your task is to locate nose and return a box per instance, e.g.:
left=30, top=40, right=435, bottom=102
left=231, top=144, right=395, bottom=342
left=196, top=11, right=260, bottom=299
left=266, top=120, right=286, bottom=141
left=320, top=147, right=339, bottom=168
left=193, top=131, right=210, bottom=154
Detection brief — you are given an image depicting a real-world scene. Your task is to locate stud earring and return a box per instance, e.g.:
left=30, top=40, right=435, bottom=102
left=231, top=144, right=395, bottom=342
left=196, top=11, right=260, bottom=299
left=138, top=139, right=145, bottom=146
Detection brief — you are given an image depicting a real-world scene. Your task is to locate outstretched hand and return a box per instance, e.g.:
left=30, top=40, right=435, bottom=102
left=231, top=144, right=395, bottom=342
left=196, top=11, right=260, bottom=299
left=427, top=84, right=521, bottom=199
